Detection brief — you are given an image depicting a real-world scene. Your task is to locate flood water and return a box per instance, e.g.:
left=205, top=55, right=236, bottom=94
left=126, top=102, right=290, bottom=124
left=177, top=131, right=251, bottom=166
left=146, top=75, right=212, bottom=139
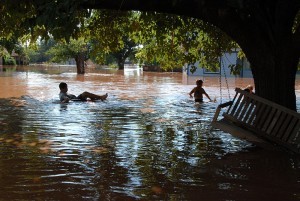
left=0, top=65, right=299, bottom=201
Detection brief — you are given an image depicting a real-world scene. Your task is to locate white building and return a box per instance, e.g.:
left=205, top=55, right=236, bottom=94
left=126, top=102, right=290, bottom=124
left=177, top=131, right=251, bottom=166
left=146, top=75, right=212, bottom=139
left=183, top=52, right=253, bottom=78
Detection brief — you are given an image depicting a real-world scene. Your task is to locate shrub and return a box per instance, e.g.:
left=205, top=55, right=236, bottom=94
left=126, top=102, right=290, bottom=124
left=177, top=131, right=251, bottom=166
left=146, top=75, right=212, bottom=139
left=3, top=55, right=16, bottom=65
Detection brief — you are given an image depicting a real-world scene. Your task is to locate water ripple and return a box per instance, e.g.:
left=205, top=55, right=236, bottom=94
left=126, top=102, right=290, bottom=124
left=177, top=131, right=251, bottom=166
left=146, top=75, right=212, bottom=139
left=0, top=67, right=299, bottom=200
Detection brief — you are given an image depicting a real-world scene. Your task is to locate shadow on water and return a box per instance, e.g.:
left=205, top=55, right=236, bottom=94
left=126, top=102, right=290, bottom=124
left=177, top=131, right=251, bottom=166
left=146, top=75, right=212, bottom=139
left=0, top=65, right=299, bottom=201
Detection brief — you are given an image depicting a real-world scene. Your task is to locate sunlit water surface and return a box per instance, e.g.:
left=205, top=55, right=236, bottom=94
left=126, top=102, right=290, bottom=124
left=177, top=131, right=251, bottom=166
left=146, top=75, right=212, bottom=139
left=0, top=65, right=299, bottom=201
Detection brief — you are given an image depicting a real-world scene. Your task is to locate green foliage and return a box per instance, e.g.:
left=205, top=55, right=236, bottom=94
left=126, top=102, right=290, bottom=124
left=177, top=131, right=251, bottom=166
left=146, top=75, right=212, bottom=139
left=108, top=63, right=118, bottom=68
left=32, top=0, right=91, bottom=40
left=228, top=64, right=242, bottom=75
left=87, top=10, right=134, bottom=63
left=0, top=38, right=17, bottom=53
left=102, top=54, right=116, bottom=65
left=111, top=37, right=137, bottom=68
left=0, top=36, right=30, bottom=65
left=27, top=38, right=56, bottom=63
left=87, top=10, right=239, bottom=71
left=26, top=48, right=40, bottom=63
left=189, top=65, right=197, bottom=74
left=0, top=2, right=240, bottom=71
left=130, top=12, right=238, bottom=71
left=47, top=37, right=89, bottom=63
left=0, top=44, right=8, bottom=58
left=0, top=2, right=35, bottom=41
left=293, top=10, right=300, bottom=33
left=3, top=55, right=16, bottom=65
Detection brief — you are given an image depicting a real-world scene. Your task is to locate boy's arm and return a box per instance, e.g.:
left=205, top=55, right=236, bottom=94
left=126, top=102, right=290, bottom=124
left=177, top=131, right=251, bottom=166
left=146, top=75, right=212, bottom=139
left=189, top=88, right=195, bottom=97
left=203, top=90, right=212, bottom=101
left=68, top=94, right=77, bottom=99
left=61, top=97, right=70, bottom=103
left=60, top=93, right=70, bottom=103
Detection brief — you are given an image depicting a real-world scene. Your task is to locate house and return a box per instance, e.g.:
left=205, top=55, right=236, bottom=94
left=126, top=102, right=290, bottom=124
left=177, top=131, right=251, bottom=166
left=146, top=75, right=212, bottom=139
left=183, top=52, right=253, bottom=78
left=11, top=50, right=28, bottom=65
left=143, top=64, right=182, bottom=72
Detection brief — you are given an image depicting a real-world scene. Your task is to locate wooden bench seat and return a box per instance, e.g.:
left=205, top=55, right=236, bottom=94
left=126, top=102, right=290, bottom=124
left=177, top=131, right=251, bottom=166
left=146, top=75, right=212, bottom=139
left=212, top=88, right=300, bottom=154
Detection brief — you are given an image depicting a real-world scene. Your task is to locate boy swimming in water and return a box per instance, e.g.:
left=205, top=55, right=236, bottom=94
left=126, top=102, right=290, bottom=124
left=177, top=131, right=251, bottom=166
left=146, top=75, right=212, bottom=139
left=59, top=82, right=108, bottom=103
left=189, top=79, right=212, bottom=102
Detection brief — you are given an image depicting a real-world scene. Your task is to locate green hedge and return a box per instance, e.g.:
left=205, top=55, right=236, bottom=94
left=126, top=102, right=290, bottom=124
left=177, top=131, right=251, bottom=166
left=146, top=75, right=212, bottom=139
left=3, top=55, right=16, bottom=65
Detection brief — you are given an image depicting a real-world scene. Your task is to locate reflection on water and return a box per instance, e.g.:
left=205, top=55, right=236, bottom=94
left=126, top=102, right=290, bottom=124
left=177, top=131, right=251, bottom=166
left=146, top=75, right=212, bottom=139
left=0, top=65, right=299, bottom=201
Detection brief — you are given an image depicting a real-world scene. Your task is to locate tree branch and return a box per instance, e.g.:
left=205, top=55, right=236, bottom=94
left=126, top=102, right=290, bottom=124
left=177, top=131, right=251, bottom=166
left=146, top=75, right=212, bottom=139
left=80, top=0, right=300, bottom=58
left=293, top=26, right=300, bottom=54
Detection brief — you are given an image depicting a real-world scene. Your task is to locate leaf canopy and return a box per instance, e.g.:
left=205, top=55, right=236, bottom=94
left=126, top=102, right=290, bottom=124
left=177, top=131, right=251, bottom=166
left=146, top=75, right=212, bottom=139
left=0, top=0, right=239, bottom=71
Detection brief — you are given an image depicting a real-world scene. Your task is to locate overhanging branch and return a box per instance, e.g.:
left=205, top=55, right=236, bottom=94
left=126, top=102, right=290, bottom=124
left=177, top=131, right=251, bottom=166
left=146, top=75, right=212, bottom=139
left=294, top=26, right=300, bottom=52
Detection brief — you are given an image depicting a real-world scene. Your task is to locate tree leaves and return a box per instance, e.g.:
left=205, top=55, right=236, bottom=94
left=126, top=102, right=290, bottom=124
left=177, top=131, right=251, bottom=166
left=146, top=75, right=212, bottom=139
left=46, top=37, right=89, bottom=63
left=0, top=1, right=240, bottom=72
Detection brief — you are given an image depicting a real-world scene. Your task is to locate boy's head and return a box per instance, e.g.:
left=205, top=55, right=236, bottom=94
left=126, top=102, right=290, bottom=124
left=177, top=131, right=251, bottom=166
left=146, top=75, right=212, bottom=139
left=246, top=85, right=253, bottom=91
left=196, top=79, right=203, bottom=86
left=59, top=82, right=68, bottom=92
left=245, top=85, right=254, bottom=93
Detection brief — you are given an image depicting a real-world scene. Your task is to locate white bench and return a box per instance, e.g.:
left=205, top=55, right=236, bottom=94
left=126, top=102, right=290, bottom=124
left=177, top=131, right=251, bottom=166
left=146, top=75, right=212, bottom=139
left=212, top=88, right=300, bottom=153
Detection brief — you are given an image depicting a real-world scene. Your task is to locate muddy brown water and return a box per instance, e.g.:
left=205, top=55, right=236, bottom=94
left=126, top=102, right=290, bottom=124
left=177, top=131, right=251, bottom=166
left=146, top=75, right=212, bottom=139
left=0, top=65, right=299, bottom=201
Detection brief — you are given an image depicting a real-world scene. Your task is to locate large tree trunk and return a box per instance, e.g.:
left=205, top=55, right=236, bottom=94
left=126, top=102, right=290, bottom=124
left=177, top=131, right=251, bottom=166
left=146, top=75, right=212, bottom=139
left=117, top=59, right=125, bottom=70
left=75, top=53, right=86, bottom=74
left=246, top=47, right=298, bottom=111
left=205, top=1, right=300, bottom=111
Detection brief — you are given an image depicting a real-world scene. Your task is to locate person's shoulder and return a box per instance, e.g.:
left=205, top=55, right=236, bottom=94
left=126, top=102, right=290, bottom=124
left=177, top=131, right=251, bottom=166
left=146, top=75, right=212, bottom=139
left=59, top=92, right=67, bottom=99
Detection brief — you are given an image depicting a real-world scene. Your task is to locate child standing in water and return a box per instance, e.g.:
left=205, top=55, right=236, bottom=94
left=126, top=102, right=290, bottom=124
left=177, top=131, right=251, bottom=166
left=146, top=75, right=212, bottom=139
left=59, top=82, right=108, bottom=103
left=189, top=79, right=212, bottom=103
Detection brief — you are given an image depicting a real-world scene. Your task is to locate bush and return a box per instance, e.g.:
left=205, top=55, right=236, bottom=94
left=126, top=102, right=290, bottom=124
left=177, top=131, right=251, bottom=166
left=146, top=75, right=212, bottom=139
left=3, top=55, right=16, bottom=65
left=108, top=63, right=118, bottom=68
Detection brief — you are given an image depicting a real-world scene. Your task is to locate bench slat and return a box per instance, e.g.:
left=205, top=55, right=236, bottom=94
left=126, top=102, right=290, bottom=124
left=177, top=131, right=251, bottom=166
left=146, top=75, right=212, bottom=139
left=287, top=120, right=300, bottom=144
left=252, top=102, right=266, bottom=128
left=229, top=93, right=244, bottom=116
left=248, top=101, right=260, bottom=126
left=244, top=101, right=256, bottom=124
left=238, top=96, right=252, bottom=122
left=282, top=117, right=298, bottom=142
left=262, top=107, right=277, bottom=132
left=266, top=110, right=281, bottom=135
left=277, top=115, right=293, bottom=140
left=256, top=104, right=272, bottom=130
left=226, top=92, right=239, bottom=114
left=272, top=113, right=287, bottom=138
left=234, top=95, right=247, bottom=120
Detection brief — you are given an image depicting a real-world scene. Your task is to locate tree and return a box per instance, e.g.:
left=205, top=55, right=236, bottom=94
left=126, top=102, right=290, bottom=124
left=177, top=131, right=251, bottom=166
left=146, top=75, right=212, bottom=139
left=79, top=0, right=300, bottom=110
left=47, top=37, right=90, bottom=74
left=30, top=38, right=56, bottom=63
left=0, top=38, right=17, bottom=65
left=87, top=10, right=138, bottom=70
left=1, top=0, right=299, bottom=110
left=88, top=10, right=235, bottom=70
left=111, top=37, right=137, bottom=70
left=0, top=36, right=30, bottom=65
left=132, top=12, right=236, bottom=70
left=1, top=2, right=235, bottom=72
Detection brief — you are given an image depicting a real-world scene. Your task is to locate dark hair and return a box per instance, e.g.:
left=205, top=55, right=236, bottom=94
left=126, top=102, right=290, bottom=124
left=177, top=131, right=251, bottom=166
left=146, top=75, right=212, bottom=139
left=196, top=79, right=203, bottom=85
left=59, top=82, right=67, bottom=90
